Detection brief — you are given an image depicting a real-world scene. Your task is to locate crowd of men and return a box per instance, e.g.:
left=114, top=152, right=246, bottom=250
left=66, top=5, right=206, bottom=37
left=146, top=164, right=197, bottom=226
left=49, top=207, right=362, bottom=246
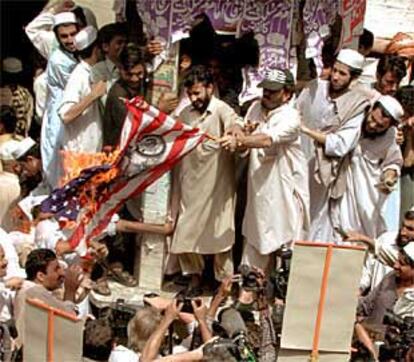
left=0, top=1, right=413, bottom=361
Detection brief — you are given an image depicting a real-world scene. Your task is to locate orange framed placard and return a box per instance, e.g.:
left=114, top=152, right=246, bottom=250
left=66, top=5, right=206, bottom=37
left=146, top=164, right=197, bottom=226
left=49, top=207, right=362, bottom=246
left=279, top=241, right=366, bottom=361
left=24, top=298, right=84, bottom=362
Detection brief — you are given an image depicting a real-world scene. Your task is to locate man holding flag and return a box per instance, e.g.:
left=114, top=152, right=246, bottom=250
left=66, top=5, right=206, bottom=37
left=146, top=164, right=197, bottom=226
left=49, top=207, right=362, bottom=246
left=170, top=65, right=240, bottom=295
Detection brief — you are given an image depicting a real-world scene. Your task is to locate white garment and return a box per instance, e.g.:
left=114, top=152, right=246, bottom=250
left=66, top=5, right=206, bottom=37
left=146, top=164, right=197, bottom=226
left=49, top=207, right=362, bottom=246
left=35, top=219, right=65, bottom=251
left=42, top=47, right=78, bottom=188
left=0, top=281, right=14, bottom=322
left=33, top=71, right=47, bottom=122
left=59, top=61, right=103, bottom=153
left=25, top=11, right=57, bottom=59
left=308, top=112, right=365, bottom=243
left=296, top=79, right=337, bottom=160
left=242, top=101, right=309, bottom=255
left=0, top=228, right=26, bottom=279
left=360, top=231, right=399, bottom=292
left=358, top=57, right=379, bottom=86
left=91, top=58, right=119, bottom=106
left=109, top=346, right=139, bottom=362
left=0, top=171, right=21, bottom=231
left=336, top=127, right=403, bottom=239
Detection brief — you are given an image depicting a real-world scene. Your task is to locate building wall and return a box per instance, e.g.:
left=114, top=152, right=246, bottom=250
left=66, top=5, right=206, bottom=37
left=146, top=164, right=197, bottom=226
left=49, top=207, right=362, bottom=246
left=364, top=0, right=414, bottom=39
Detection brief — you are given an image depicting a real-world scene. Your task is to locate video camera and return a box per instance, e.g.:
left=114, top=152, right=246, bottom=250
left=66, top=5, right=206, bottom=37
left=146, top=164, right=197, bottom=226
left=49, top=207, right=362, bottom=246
left=238, top=245, right=292, bottom=301
left=379, top=311, right=414, bottom=361
left=212, top=308, right=257, bottom=362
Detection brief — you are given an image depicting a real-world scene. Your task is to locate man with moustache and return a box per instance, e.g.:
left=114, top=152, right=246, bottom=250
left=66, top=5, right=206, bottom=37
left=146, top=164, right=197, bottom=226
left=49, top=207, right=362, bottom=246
left=41, top=12, right=80, bottom=189
left=14, top=249, right=84, bottom=348
left=298, top=48, right=370, bottom=243
left=336, top=96, right=404, bottom=239
left=220, top=69, right=309, bottom=272
left=170, top=65, right=239, bottom=295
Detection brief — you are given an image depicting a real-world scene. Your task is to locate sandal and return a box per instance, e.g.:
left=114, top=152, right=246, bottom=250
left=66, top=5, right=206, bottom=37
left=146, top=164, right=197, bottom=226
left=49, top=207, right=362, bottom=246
left=110, top=268, right=138, bottom=287
left=93, top=277, right=111, bottom=296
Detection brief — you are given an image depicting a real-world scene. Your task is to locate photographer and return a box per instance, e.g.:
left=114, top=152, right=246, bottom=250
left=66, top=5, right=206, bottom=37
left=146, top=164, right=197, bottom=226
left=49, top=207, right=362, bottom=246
left=355, top=244, right=414, bottom=360
left=140, top=298, right=213, bottom=362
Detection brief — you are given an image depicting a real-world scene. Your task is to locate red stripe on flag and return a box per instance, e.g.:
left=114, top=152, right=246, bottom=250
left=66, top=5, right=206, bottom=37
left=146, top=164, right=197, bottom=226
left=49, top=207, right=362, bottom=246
left=82, top=130, right=205, bottom=244
left=139, top=111, right=168, bottom=136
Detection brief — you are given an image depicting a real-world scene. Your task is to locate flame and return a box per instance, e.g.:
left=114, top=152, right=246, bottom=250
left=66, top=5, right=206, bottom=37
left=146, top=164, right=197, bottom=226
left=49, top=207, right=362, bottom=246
left=60, top=149, right=120, bottom=186
left=59, top=150, right=122, bottom=238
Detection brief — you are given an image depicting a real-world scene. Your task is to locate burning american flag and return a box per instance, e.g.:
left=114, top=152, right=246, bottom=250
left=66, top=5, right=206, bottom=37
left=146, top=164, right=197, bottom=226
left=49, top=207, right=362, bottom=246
left=41, top=97, right=206, bottom=255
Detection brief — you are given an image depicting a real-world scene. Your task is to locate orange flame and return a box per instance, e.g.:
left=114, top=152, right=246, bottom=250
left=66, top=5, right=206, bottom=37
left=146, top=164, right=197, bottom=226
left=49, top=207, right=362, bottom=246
left=59, top=150, right=122, bottom=236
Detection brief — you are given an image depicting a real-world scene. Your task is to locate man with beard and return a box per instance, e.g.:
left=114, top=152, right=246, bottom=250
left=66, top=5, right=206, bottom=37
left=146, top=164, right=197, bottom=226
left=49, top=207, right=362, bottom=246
left=170, top=65, right=239, bottom=295
left=58, top=26, right=105, bottom=154
left=345, top=208, right=414, bottom=292
left=297, top=48, right=370, bottom=243
left=0, top=138, right=41, bottom=230
left=336, top=96, right=404, bottom=240
left=220, top=69, right=309, bottom=272
left=41, top=12, right=79, bottom=189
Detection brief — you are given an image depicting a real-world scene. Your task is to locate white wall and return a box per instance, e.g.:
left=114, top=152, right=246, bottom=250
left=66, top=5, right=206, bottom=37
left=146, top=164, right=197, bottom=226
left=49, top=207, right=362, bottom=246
left=364, top=0, right=414, bottom=39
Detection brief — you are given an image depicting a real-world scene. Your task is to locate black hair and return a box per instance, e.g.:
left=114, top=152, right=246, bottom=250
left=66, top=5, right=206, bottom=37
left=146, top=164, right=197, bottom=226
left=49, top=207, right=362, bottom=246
left=25, top=249, right=57, bottom=281
left=98, top=22, right=127, bottom=49
left=0, top=105, right=17, bottom=134
left=405, top=210, right=414, bottom=221
left=396, top=85, right=414, bottom=117
left=321, top=39, right=337, bottom=69
left=119, top=43, right=145, bottom=71
left=76, top=39, right=98, bottom=60
left=53, top=22, right=80, bottom=51
left=377, top=55, right=407, bottom=82
left=183, top=65, right=214, bottom=88
left=359, top=29, right=374, bottom=52
left=83, top=318, right=113, bottom=361
left=72, top=6, right=88, bottom=28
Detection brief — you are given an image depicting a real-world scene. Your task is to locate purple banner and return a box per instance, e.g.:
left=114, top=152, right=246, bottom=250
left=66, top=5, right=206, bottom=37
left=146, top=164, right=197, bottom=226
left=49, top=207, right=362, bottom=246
left=136, top=0, right=293, bottom=103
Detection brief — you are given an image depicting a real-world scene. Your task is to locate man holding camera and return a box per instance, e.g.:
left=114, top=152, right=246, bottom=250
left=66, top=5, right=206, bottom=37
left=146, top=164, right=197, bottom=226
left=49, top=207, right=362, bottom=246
left=221, top=69, right=309, bottom=272
left=355, top=243, right=414, bottom=359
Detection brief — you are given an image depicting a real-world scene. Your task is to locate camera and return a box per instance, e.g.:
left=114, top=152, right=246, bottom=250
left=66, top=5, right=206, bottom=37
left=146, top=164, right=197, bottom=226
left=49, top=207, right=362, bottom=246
left=379, top=311, right=414, bottom=361
left=176, top=294, right=201, bottom=314
left=238, top=246, right=292, bottom=301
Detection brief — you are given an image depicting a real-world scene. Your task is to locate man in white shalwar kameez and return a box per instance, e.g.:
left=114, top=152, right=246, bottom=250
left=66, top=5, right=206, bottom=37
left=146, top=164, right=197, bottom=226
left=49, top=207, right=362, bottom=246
left=221, top=69, right=309, bottom=271
left=298, top=49, right=370, bottom=243
left=337, top=96, right=404, bottom=239
left=58, top=26, right=105, bottom=155
left=41, top=12, right=79, bottom=189
left=345, top=208, right=414, bottom=292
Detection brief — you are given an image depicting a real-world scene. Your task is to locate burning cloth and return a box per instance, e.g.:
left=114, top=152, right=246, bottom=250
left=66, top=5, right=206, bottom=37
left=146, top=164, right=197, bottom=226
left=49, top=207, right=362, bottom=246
left=41, top=97, right=205, bottom=255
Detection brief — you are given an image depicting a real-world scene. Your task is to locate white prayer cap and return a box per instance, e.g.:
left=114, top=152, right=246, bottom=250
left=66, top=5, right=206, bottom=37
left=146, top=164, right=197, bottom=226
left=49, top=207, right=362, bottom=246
left=74, top=26, right=98, bottom=51
left=377, top=95, right=404, bottom=122
left=18, top=195, right=48, bottom=221
left=336, top=48, right=365, bottom=71
left=0, top=139, right=20, bottom=161
left=53, top=12, right=77, bottom=29
left=2, top=57, right=23, bottom=73
left=11, top=137, right=36, bottom=160
left=403, top=243, right=414, bottom=264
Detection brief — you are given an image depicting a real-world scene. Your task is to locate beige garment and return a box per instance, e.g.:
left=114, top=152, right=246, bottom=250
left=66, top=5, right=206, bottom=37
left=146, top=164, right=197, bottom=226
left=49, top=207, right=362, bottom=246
left=0, top=171, right=21, bottom=231
left=178, top=250, right=233, bottom=280
left=14, top=280, right=76, bottom=348
left=242, top=101, right=309, bottom=255
left=171, top=96, right=238, bottom=254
